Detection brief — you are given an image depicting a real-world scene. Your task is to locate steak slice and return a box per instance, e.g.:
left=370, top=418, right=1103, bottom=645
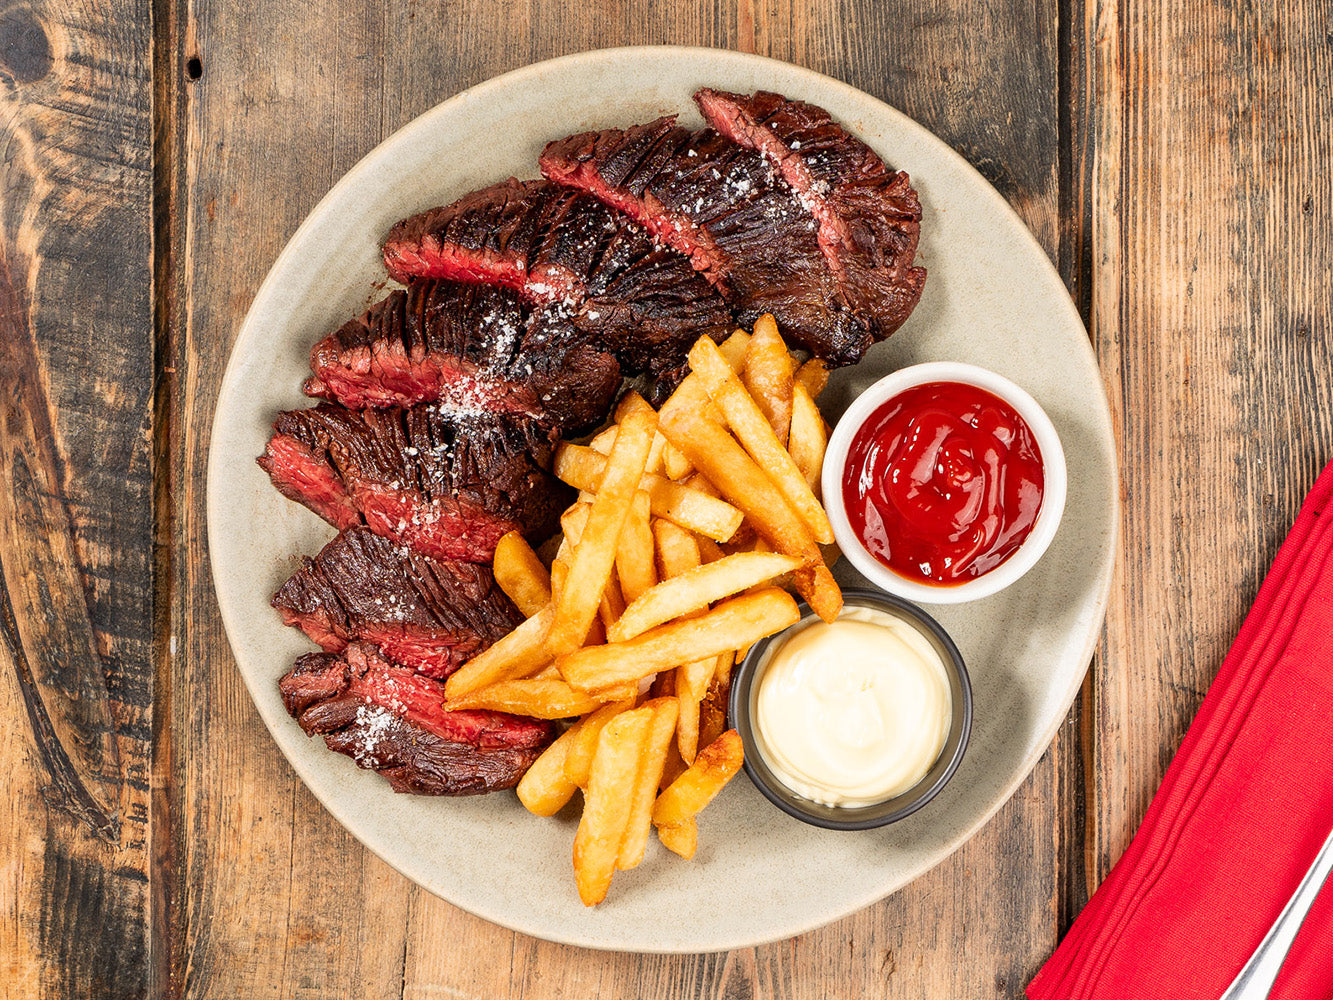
left=541, top=116, right=872, bottom=365
left=271, top=526, right=522, bottom=677
left=258, top=402, right=570, bottom=563
left=381, top=179, right=732, bottom=376
left=280, top=643, right=554, bottom=795
left=693, top=88, right=926, bottom=341
left=304, top=279, right=621, bottom=433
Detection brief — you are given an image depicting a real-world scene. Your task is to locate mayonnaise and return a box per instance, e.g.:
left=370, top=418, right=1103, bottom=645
left=752, top=607, right=952, bottom=807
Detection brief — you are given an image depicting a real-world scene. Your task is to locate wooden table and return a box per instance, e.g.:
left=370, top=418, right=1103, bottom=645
left=3, top=1, right=1331, bottom=996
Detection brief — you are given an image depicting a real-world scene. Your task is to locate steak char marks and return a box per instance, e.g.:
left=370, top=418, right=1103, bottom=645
left=694, top=88, right=926, bottom=342
left=304, top=279, right=620, bottom=433
left=280, top=642, right=555, bottom=795
left=272, top=526, right=523, bottom=678
left=259, top=403, right=570, bottom=564
left=382, top=179, right=732, bottom=378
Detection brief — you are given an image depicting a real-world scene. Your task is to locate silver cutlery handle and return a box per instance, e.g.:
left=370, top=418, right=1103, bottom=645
left=1220, top=824, right=1333, bottom=999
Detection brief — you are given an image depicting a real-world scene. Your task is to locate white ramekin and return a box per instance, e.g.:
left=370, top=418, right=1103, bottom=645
left=821, top=362, right=1067, bottom=604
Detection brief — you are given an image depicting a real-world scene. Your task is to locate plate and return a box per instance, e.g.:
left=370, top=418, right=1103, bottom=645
left=207, top=46, right=1116, bottom=952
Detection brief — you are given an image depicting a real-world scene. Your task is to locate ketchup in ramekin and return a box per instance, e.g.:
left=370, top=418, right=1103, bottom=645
left=839, top=381, right=1045, bottom=585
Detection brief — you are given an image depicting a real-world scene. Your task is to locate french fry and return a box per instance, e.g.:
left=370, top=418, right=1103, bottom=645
left=617, top=697, right=680, bottom=870
left=549, top=410, right=657, bottom=655
left=560, top=588, right=801, bottom=691
left=658, top=330, right=751, bottom=423
left=663, top=441, right=692, bottom=481
left=493, top=531, right=552, bottom=617
left=554, top=444, right=743, bottom=542
left=675, top=657, right=715, bottom=764
left=598, top=569, right=626, bottom=632
left=688, top=336, right=834, bottom=545
left=516, top=723, right=581, bottom=817
left=698, top=676, right=729, bottom=754
left=659, top=738, right=689, bottom=792
left=588, top=425, right=618, bottom=455
left=794, top=357, right=829, bottom=399
left=615, top=491, right=657, bottom=604
left=696, top=535, right=727, bottom=564
left=449, top=677, right=606, bottom=719
left=609, top=552, right=804, bottom=642
left=658, top=406, right=842, bottom=622
left=788, top=381, right=828, bottom=491
left=564, top=699, right=634, bottom=788
left=575, top=707, right=652, bottom=905
left=613, top=392, right=668, bottom=474
left=652, top=518, right=701, bottom=580
left=651, top=730, right=745, bottom=829
left=444, top=605, right=554, bottom=702
left=656, top=819, right=698, bottom=859
left=742, top=315, right=796, bottom=445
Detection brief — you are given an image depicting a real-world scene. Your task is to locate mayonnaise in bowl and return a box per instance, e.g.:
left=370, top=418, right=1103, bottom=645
left=731, top=590, right=971, bottom=829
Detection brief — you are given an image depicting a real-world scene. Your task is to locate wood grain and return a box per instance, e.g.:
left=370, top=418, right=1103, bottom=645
left=1087, top=0, right=1333, bottom=892
left=0, top=0, right=154, bottom=997
left=157, top=3, right=1075, bottom=999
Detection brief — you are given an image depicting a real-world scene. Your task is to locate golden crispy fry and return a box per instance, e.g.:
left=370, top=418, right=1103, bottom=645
left=554, top=444, right=743, bottom=543
left=675, top=657, right=715, bottom=764
left=615, top=490, right=657, bottom=605
left=613, top=392, right=668, bottom=474
left=742, top=316, right=796, bottom=445
left=598, top=569, right=626, bottom=631
left=516, top=722, right=581, bottom=817
left=794, top=357, right=829, bottom=399
left=658, top=330, right=751, bottom=422
left=788, top=382, right=828, bottom=492
left=444, top=605, right=554, bottom=702
left=713, top=649, right=736, bottom=690
left=651, top=518, right=701, bottom=581
left=656, top=819, right=698, bottom=859
left=449, top=677, right=606, bottom=719
left=549, top=410, right=657, bottom=655
left=493, top=531, right=552, bottom=617
left=560, top=588, right=800, bottom=691
left=564, top=698, right=634, bottom=788
left=617, top=697, right=680, bottom=870
left=688, top=336, right=834, bottom=545
left=663, top=441, right=692, bottom=481
left=698, top=680, right=729, bottom=755
left=651, top=730, right=745, bottom=828
left=609, top=552, right=804, bottom=642
left=588, top=425, right=618, bottom=455
left=575, top=707, right=652, bottom=905
left=658, top=406, right=842, bottom=622
left=659, top=736, right=689, bottom=792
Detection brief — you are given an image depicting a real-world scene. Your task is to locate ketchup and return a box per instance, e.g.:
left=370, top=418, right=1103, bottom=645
left=840, top=381, right=1045, bottom=585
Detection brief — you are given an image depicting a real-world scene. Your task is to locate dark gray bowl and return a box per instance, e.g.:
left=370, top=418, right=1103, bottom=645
left=729, top=588, right=972, bottom=830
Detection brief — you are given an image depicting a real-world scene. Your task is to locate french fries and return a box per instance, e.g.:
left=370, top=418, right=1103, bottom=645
left=651, top=730, right=745, bottom=829
left=485, top=315, right=842, bottom=904
left=608, top=551, right=803, bottom=642
left=554, top=444, right=744, bottom=543
left=559, top=588, right=801, bottom=692
left=493, top=531, right=551, bottom=616
left=548, top=409, right=657, bottom=655
left=575, top=707, right=651, bottom=905
left=788, top=382, right=828, bottom=491
left=687, top=336, right=833, bottom=545
left=743, top=315, right=796, bottom=445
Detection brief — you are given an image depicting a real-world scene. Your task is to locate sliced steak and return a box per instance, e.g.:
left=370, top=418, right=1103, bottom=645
left=541, top=115, right=874, bottom=364
left=382, top=179, right=732, bottom=376
left=693, top=88, right=926, bottom=341
left=258, top=402, right=570, bottom=563
left=272, top=526, right=522, bottom=677
left=280, top=643, right=555, bottom=795
left=304, top=280, right=621, bottom=433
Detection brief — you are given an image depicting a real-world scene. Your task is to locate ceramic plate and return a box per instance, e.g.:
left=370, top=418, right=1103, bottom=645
left=207, top=46, right=1116, bottom=952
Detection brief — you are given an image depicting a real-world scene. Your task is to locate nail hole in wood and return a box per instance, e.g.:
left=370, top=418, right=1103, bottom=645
left=186, top=56, right=202, bottom=80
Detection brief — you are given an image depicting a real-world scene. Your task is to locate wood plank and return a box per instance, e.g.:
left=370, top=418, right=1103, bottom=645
left=1089, top=0, right=1333, bottom=895
left=165, top=2, right=1077, bottom=997
left=0, top=1, right=154, bottom=997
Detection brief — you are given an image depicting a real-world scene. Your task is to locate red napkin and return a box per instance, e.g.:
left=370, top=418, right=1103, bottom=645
left=1029, top=461, right=1333, bottom=1000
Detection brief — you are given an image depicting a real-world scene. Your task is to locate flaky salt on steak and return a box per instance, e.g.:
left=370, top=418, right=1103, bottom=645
left=303, top=279, right=621, bottom=433
left=271, top=526, right=522, bottom=678
left=693, top=88, right=925, bottom=342
left=382, top=178, right=732, bottom=377
left=258, top=403, right=570, bottom=564
left=280, top=643, right=555, bottom=795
